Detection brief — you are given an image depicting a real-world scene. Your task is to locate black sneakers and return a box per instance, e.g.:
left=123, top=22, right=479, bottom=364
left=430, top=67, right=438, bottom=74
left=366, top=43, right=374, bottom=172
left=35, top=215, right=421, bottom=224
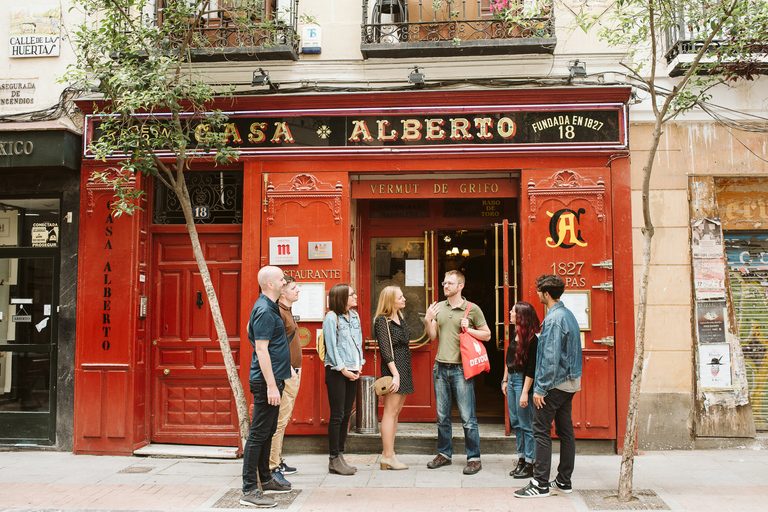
left=427, top=454, right=452, bottom=469
left=279, top=459, right=297, bottom=475
left=239, top=490, right=276, bottom=508
left=514, top=480, right=550, bottom=499
left=550, top=478, right=573, bottom=493
left=261, top=478, right=291, bottom=494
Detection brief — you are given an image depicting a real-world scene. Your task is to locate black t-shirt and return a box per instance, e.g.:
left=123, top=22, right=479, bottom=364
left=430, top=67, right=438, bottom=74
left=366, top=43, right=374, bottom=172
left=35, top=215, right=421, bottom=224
left=506, top=334, right=538, bottom=379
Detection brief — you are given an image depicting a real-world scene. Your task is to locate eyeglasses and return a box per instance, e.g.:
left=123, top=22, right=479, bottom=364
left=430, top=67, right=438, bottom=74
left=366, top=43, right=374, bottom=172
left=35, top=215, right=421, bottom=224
left=442, top=281, right=458, bottom=287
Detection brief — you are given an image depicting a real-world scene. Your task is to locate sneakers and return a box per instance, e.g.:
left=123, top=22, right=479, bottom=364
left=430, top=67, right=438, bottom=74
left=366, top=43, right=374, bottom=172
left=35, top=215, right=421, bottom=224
left=427, top=454, right=452, bottom=469
left=279, top=459, right=297, bottom=475
left=550, top=478, right=573, bottom=494
left=239, top=490, right=276, bottom=508
left=514, top=480, right=550, bottom=499
left=261, top=477, right=291, bottom=494
left=463, top=460, right=482, bottom=475
left=269, top=469, right=291, bottom=488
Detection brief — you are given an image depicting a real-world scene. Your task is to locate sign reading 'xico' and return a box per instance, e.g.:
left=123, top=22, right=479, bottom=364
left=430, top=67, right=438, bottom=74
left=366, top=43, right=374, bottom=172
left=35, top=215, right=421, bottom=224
left=88, top=108, right=624, bottom=157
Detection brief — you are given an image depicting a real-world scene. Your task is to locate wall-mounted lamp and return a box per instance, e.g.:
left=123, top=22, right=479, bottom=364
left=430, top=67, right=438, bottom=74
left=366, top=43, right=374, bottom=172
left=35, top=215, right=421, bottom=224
left=408, top=66, right=425, bottom=86
left=252, top=68, right=279, bottom=90
left=451, top=247, right=459, bottom=256
left=567, top=60, right=587, bottom=84
left=445, top=249, right=452, bottom=256
left=462, top=249, right=470, bottom=257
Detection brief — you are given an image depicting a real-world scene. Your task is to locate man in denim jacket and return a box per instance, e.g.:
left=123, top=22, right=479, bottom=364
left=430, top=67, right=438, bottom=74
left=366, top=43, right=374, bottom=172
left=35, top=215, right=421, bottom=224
left=515, top=274, right=582, bottom=499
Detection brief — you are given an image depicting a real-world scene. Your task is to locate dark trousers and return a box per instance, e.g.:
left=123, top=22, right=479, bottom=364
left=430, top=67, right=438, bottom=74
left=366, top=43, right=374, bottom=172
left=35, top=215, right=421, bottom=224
left=325, top=367, right=357, bottom=457
left=242, top=379, right=285, bottom=493
left=532, top=388, right=576, bottom=488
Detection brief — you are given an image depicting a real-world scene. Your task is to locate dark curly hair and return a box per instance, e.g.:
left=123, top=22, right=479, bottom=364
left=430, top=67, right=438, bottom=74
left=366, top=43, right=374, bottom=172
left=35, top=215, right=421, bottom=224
left=535, top=273, right=565, bottom=300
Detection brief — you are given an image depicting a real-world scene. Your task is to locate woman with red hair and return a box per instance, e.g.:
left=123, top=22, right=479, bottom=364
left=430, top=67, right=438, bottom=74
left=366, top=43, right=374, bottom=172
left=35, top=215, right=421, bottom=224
left=502, top=301, right=540, bottom=479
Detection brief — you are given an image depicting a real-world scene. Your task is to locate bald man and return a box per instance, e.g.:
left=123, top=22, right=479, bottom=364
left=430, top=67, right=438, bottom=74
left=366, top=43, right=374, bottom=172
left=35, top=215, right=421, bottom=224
left=241, top=266, right=293, bottom=507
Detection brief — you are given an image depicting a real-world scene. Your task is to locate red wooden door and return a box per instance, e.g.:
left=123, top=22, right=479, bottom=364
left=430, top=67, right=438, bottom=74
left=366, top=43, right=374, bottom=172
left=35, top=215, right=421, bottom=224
left=151, top=233, right=242, bottom=445
left=520, top=168, right=616, bottom=439
left=362, top=230, right=439, bottom=421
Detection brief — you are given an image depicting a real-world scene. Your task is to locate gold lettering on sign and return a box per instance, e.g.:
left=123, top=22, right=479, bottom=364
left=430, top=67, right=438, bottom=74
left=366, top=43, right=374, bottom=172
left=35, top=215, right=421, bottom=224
left=284, top=269, right=342, bottom=280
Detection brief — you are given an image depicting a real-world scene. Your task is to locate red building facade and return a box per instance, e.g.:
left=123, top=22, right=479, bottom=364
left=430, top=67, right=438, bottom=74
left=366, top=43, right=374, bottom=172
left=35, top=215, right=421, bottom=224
left=73, top=88, right=635, bottom=455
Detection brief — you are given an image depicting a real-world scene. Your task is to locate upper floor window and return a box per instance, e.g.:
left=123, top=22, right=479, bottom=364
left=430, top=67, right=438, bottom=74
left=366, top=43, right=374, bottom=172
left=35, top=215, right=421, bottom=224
left=0, top=199, right=60, bottom=249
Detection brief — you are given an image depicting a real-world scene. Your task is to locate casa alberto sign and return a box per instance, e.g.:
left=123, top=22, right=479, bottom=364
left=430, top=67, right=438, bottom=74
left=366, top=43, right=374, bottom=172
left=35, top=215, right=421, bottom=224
left=87, top=105, right=626, bottom=157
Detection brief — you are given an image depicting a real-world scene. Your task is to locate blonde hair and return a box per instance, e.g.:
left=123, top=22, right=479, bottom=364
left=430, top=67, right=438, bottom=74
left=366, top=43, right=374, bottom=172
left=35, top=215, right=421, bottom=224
left=374, top=286, right=402, bottom=319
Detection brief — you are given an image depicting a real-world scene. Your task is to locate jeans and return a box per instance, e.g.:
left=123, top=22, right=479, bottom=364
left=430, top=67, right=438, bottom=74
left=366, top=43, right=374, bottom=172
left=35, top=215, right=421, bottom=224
left=269, top=371, right=301, bottom=470
left=532, top=388, right=576, bottom=488
left=507, top=372, right=535, bottom=463
left=242, top=379, right=285, bottom=493
left=433, top=362, right=480, bottom=461
left=325, top=366, right=357, bottom=457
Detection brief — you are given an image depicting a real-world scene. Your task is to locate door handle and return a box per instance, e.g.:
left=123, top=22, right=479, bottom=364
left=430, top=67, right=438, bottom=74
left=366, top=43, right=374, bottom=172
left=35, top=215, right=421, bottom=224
left=196, top=291, right=204, bottom=309
left=163, top=368, right=170, bottom=375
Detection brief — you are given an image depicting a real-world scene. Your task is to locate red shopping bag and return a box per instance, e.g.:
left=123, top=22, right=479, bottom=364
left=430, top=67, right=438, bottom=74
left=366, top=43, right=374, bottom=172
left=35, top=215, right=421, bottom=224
left=459, top=302, right=490, bottom=379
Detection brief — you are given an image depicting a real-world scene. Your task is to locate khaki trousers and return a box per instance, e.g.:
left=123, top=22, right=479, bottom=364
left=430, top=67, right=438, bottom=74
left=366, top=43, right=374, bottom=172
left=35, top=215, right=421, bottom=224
left=268, top=371, right=301, bottom=471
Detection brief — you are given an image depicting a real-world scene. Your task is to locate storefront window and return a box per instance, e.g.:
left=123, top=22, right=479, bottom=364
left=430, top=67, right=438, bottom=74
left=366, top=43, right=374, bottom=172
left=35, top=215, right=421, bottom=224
left=0, top=352, right=50, bottom=412
left=0, top=199, right=60, bottom=248
left=1, top=257, right=56, bottom=345
left=369, top=237, right=427, bottom=341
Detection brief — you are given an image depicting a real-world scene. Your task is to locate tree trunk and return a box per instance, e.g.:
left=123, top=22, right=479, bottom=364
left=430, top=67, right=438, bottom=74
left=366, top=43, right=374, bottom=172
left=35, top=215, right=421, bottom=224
left=617, top=119, right=664, bottom=501
left=175, top=178, right=250, bottom=447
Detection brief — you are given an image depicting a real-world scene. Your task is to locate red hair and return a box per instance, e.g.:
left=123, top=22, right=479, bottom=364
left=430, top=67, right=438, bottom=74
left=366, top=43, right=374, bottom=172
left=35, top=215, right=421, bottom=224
left=513, top=301, right=540, bottom=367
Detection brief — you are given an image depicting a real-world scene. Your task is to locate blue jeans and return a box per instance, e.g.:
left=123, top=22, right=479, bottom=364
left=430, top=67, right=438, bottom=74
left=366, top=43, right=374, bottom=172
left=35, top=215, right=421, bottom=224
left=433, top=362, right=480, bottom=461
left=242, top=379, right=284, bottom=493
left=507, top=372, right=535, bottom=463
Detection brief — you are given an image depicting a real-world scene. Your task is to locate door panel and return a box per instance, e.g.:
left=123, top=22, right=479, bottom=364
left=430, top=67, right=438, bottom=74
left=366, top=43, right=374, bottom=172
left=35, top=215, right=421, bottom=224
left=151, top=233, right=241, bottom=445
left=520, top=168, right=616, bottom=439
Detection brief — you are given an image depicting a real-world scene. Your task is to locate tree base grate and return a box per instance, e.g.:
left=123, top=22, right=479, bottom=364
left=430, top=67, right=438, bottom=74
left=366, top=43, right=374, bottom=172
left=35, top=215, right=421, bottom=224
left=579, top=489, right=670, bottom=510
left=213, top=488, right=301, bottom=509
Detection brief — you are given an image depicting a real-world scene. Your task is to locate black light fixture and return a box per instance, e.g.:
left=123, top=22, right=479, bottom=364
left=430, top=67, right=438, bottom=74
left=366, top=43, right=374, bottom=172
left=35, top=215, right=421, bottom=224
left=567, top=60, right=587, bottom=84
left=408, top=66, right=425, bottom=86
left=251, top=68, right=279, bottom=90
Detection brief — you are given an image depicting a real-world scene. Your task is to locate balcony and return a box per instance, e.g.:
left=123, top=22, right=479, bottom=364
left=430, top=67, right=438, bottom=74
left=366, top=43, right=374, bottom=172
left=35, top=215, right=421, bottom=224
left=155, top=0, right=299, bottom=61
left=664, top=3, right=768, bottom=77
left=361, top=0, right=556, bottom=59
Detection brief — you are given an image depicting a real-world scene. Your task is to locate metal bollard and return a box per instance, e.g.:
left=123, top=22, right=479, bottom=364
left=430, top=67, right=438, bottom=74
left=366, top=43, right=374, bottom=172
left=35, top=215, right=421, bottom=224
left=356, top=375, right=378, bottom=434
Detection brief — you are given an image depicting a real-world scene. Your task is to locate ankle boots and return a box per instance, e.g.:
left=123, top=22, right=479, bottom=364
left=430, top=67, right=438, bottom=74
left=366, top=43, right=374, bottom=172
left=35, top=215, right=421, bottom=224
left=511, top=459, right=534, bottom=479
left=328, top=455, right=356, bottom=475
left=380, top=454, right=408, bottom=470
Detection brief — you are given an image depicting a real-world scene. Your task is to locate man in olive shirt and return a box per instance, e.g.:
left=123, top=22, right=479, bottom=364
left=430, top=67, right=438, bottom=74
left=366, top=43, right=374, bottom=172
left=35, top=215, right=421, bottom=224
left=424, top=270, right=491, bottom=475
left=268, top=275, right=302, bottom=484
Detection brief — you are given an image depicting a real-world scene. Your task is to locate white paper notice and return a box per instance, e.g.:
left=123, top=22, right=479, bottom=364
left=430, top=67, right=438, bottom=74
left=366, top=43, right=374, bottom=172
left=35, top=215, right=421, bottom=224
left=405, top=260, right=425, bottom=287
left=291, top=283, right=326, bottom=322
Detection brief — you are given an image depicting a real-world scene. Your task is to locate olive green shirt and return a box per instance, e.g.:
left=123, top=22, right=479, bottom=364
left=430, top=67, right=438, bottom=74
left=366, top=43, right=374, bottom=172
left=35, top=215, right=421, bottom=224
left=434, top=298, right=488, bottom=364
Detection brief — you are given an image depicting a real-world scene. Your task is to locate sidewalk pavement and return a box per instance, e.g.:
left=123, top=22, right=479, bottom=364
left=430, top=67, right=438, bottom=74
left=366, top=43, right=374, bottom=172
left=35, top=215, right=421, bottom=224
left=1, top=448, right=767, bottom=512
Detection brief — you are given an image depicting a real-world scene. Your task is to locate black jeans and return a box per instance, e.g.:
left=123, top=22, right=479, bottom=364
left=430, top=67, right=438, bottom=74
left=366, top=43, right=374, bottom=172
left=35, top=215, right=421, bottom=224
left=325, top=367, right=357, bottom=457
left=532, top=388, right=576, bottom=488
left=242, top=379, right=285, bottom=493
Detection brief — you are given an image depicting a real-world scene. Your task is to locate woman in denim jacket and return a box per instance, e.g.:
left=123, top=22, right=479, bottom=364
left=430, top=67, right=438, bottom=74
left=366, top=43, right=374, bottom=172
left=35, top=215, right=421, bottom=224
left=323, top=283, right=365, bottom=476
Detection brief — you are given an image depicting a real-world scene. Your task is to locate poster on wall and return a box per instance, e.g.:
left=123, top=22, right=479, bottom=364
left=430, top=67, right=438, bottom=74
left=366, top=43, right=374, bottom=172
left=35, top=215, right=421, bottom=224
left=699, top=343, right=732, bottom=389
left=691, top=218, right=724, bottom=259
left=696, top=300, right=727, bottom=344
left=693, top=258, right=726, bottom=300
left=9, top=6, right=61, bottom=58
left=269, top=236, right=299, bottom=265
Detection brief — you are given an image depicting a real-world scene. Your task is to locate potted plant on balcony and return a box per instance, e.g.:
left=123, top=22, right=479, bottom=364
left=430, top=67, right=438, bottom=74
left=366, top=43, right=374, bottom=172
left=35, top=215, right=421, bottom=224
left=492, top=0, right=552, bottom=38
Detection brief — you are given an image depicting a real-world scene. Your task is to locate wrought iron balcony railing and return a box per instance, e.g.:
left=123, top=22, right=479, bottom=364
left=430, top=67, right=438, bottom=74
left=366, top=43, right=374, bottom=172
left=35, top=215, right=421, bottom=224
left=154, top=0, right=299, bottom=61
left=664, top=2, right=768, bottom=77
left=361, top=0, right=555, bottom=58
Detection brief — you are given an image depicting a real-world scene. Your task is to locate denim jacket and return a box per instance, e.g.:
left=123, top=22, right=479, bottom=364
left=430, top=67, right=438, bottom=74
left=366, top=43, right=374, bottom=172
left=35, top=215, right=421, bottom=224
left=533, top=301, right=583, bottom=397
left=323, top=310, right=365, bottom=372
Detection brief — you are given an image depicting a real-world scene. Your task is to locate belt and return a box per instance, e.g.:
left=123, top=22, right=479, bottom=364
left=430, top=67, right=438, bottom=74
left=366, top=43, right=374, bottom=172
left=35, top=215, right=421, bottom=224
left=437, top=362, right=462, bottom=368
